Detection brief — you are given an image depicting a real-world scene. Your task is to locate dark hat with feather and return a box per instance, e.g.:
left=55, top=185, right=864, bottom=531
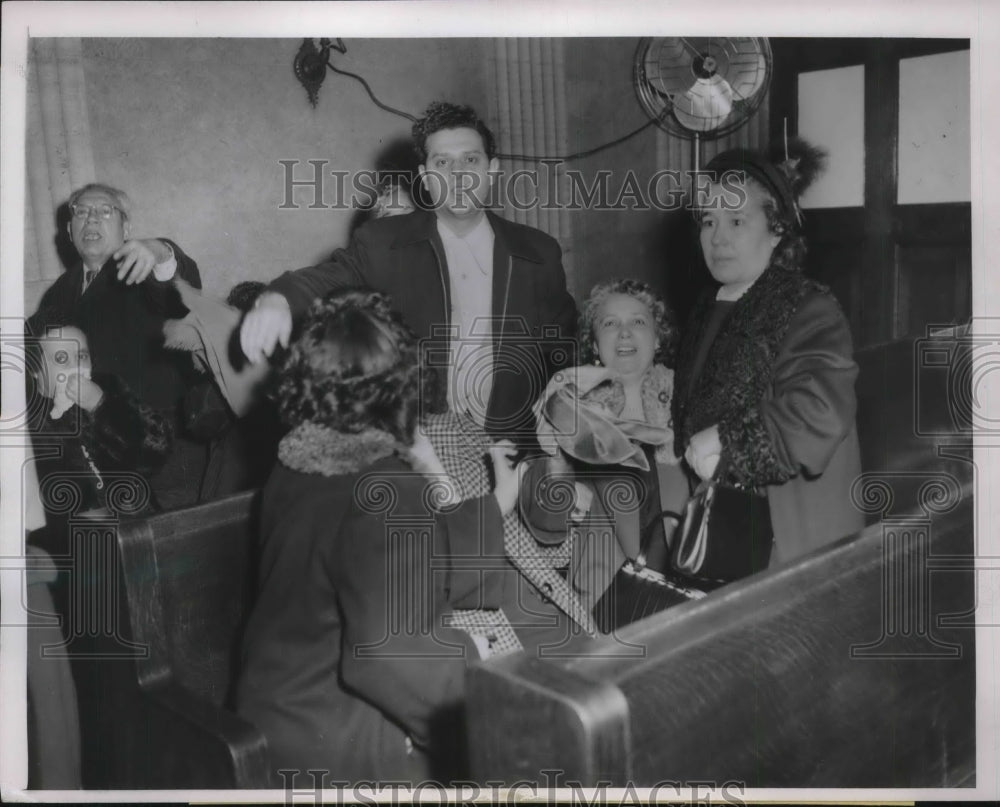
left=703, top=138, right=827, bottom=229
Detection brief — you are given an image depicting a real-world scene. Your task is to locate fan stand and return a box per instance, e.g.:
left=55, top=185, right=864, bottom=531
left=692, top=132, right=701, bottom=175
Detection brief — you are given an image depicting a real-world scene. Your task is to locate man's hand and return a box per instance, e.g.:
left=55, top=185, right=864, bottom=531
left=685, top=424, right=722, bottom=481
left=113, top=238, right=171, bottom=285
left=240, top=291, right=292, bottom=364
left=489, top=440, right=520, bottom=516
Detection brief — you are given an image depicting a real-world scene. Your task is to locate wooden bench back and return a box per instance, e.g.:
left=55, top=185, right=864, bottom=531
left=117, top=490, right=259, bottom=707
left=468, top=483, right=975, bottom=787
left=467, top=334, right=977, bottom=787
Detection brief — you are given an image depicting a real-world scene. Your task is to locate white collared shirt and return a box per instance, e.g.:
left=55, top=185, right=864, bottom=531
left=436, top=216, right=495, bottom=424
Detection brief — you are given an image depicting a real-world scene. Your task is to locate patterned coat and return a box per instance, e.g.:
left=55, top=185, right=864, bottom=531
left=673, top=264, right=864, bottom=564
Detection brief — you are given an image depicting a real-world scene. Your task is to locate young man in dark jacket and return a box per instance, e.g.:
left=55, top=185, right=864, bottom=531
left=240, top=102, right=577, bottom=448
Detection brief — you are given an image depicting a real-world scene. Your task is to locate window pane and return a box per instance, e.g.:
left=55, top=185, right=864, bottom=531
left=897, top=49, right=970, bottom=204
left=797, top=65, right=865, bottom=209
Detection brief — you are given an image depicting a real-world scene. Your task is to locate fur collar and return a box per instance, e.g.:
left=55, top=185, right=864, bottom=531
left=278, top=423, right=402, bottom=476
left=673, top=263, right=823, bottom=486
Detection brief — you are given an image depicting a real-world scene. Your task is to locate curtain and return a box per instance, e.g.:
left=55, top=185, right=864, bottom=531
left=24, top=38, right=96, bottom=314
left=486, top=38, right=573, bottom=271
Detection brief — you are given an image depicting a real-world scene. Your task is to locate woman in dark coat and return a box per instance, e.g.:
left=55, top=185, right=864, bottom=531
left=27, top=320, right=172, bottom=524
left=234, top=290, right=556, bottom=785
left=674, top=142, right=864, bottom=568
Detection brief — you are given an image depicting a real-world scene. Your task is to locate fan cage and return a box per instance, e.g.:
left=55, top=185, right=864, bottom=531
left=633, top=37, right=773, bottom=141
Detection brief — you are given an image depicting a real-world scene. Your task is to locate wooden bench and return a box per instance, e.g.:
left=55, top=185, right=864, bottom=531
left=465, top=333, right=978, bottom=787
left=50, top=491, right=269, bottom=789
left=466, top=483, right=975, bottom=787
left=49, top=333, right=974, bottom=789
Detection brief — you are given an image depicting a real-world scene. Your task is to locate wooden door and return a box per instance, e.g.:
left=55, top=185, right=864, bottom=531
left=769, top=39, right=971, bottom=349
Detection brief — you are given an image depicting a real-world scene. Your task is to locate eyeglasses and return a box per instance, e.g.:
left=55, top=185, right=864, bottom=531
left=70, top=203, right=121, bottom=221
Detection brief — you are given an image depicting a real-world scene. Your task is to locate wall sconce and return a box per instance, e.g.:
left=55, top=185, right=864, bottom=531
left=293, top=38, right=347, bottom=107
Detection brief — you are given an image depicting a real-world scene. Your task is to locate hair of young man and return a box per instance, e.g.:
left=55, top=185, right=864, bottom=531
left=411, top=101, right=497, bottom=163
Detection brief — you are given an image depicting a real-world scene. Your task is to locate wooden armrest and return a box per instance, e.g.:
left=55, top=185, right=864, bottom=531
left=115, top=681, right=271, bottom=789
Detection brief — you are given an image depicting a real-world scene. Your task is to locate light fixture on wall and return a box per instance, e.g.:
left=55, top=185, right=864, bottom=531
left=294, top=38, right=347, bottom=107
left=291, top=39, right=419, bottom=122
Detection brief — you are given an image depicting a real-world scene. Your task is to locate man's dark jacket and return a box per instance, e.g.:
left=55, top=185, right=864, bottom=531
left=269, top=209, right=578, bottom=442
left=32, top=240, right=200, bottom=412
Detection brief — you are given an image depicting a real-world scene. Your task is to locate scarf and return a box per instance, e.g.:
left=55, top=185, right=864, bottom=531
left=278, top=422, right=402, bottom=476
left=536, top=364, right=678, bottom=471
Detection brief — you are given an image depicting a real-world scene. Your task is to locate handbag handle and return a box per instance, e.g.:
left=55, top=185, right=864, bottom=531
left=634, top=502, right=685, bottom=572
left=674, top=480, right=718, bottom=575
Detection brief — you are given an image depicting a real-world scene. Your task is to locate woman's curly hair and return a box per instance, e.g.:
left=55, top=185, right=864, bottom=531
left=273, top=290, right=428, bottom=445
left=578, top=278, right=678, bottom=368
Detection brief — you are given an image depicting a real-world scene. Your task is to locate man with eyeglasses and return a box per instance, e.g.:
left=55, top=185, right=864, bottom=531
left=31, top=182, right=205, bottom=509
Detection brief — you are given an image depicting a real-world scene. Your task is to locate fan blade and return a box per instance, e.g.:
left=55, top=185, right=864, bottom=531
left=634, top=36, right=771, bottom=140
left=675, top=75, right=734, bottom=132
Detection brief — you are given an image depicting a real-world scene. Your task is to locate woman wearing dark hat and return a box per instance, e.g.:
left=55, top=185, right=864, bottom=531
left=673, top=141, right=864, bottom=571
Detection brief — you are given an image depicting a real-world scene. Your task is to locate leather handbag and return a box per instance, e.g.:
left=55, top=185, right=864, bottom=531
left=592, top=510, right=708, bottom=634
left=670, top=468, right=774, bottom=583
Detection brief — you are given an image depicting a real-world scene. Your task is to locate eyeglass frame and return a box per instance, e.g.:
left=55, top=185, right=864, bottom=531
left=69, top=203, right=125, bottom=221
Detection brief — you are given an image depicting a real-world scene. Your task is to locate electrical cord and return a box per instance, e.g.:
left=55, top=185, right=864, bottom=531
left=326, top=60, right=419, bottom=123
left=496, top=117, right=659, bottom=162
left=324, top=57, right=662, bottom=163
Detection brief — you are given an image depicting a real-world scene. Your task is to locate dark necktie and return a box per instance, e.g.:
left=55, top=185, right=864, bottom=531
left=82, top=269, right=96, bottom=294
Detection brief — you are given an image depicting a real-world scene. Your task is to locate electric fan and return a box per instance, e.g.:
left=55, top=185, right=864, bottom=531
left=634, top=37, right=772, bottom=170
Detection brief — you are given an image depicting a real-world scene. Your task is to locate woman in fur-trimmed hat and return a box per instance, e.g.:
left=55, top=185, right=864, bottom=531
left=674, top=140, right=864, bottom=568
